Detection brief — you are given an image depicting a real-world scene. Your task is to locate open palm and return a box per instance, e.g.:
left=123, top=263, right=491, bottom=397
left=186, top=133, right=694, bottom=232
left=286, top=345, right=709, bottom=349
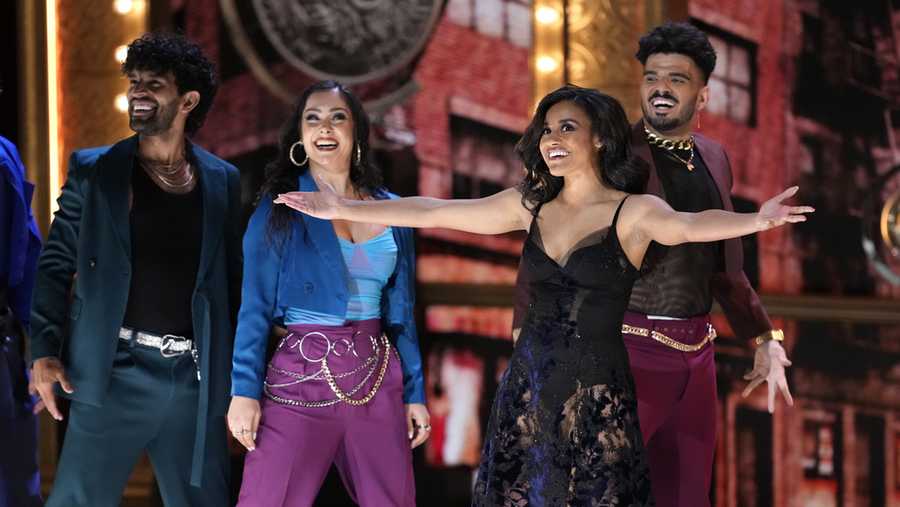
left=757, top=186, right=814, bottom=231
left=274, top=177, right=343, bottom=219
left=742, top=340, right=794, bottom=413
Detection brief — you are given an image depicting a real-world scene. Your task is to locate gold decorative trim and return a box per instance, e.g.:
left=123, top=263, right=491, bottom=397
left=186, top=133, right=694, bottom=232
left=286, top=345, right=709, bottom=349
left=531, top=0, right=671, bottom=119
left=532, top=0, right=566, bottom=111
left=45, top=0, right=60, bottom=215
left=880, top=189, right=899, bottom=250
left=18, top=0, right=52, bottom=234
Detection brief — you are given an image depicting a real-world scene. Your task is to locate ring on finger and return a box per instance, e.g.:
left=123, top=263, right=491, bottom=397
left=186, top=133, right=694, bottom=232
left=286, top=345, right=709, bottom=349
left=416, top=424, right=432, bottom=431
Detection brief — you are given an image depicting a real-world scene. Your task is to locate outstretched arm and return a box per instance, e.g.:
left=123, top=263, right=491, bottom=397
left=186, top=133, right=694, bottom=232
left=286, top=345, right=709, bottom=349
left=631, top=186, right=813, bottom=247
left=620, top=186, right=807, bottom=413
left=274, top=183, right=528, bottom=235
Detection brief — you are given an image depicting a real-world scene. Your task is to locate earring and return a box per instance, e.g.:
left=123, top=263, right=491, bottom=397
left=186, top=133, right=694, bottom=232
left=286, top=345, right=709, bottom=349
left=696, top=113, right=701, bottom=131
left=289, top=140, right=308, bottom=167
left=354, top=143, right=362, bottom=167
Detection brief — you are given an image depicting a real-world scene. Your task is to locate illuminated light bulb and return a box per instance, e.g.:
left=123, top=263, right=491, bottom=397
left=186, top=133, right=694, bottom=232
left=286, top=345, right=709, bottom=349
left=115, top=93, right=129, bottom=112
left=536, top=56, right=559, bottom=73
left=115, top=45, right=129, bottom=63
left=535, top=6, right=560, bottom=24
left=113, top=0, right=133, bottom=14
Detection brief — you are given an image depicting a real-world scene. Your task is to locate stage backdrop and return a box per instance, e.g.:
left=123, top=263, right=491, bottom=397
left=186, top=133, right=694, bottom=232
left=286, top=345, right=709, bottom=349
left=43, top=0, right=896, bottom=505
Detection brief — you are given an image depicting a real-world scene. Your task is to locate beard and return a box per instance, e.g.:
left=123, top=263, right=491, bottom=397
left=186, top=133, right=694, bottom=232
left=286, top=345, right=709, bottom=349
left=129, top=99, right=179, bottom=136
left=641, top=97, right=697, bottom=133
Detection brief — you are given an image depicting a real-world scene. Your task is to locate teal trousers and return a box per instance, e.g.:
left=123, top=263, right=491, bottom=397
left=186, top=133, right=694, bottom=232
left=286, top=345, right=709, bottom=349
left=46, top=340, right=229, bottom=507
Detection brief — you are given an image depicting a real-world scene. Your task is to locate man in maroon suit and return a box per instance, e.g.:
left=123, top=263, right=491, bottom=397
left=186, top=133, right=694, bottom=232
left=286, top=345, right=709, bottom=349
left=623, top=22, right=793, bottom=507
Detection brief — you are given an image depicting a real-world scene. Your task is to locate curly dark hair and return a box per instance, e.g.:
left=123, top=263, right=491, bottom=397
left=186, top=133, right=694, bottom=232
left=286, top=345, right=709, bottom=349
left=261, top=80, right=383, bottom=242
left=635, top=22, right=717, bottom=82
left=517, top=85, right=648, bottom=215
left=121, top=32, right=218, bottom=135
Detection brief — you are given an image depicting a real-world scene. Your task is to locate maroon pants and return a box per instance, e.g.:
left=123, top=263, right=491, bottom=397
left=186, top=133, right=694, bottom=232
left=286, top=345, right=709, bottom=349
left=622, top=312, right=717, bottom=507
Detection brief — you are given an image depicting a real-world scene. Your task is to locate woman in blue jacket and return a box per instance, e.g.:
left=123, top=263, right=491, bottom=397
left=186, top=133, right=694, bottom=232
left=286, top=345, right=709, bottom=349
left=228, top=80, right=429, bottom=507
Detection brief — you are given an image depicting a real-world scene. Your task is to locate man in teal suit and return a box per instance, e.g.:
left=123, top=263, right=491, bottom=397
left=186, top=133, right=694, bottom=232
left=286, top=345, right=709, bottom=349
left=29, top=33, right=241, bottom=506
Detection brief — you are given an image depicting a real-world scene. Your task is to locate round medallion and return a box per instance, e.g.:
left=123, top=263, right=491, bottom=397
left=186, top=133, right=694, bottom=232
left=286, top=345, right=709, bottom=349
left=862, top=165, right=900, bottom=285
left=251, top=0, right=443, bottom=84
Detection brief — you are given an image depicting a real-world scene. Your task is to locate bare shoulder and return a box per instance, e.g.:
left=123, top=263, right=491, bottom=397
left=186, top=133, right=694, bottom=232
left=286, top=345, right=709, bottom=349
left=494, top=187, right=532, bottom=231
left=622, top=193, right=668, bottom=215
left=494, top=186, right=524, bottom=201
left=616, top=194, right=670, bottom=235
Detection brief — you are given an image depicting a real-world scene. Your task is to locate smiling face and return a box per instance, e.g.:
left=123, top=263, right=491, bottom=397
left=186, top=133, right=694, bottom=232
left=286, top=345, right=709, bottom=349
left=538, top=100, right=602, bottom=178
left=127, top=70, right=188, bottom=136
left=299, top=89, right=356, bottom=170
left=640, top=53, right=708, bottom=136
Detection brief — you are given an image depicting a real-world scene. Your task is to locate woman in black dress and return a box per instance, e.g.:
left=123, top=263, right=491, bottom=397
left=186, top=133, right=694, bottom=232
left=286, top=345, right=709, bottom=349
left=274, top=85, right=812, bottom=506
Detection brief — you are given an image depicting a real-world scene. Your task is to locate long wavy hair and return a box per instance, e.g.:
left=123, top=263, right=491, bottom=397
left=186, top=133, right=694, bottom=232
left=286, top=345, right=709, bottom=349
left=260, top=80, right=383, bottom=242
left=516, top=85, right=648, bottom=215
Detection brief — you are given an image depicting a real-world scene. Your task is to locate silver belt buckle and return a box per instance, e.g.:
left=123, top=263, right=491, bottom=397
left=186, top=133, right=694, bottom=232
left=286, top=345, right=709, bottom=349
left=159, top=334, right=185, bottom=358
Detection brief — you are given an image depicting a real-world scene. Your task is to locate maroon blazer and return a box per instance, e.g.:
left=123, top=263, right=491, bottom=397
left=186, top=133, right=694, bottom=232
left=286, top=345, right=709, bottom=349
left=629, top=120, right=773, bottom=340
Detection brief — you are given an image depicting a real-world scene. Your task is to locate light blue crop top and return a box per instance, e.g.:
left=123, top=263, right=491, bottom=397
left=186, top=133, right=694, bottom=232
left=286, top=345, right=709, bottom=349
left=284, top=227, right=398, bottom=325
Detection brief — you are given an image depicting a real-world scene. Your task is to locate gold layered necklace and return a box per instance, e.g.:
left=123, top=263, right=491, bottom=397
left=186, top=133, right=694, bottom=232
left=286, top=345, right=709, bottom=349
left=644, top=127, right=695, bottom=171
left=138, top=154, right=195, bottom=192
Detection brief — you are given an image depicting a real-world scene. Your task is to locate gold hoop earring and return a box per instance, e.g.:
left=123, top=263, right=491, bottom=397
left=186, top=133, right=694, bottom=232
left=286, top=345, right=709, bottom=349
left=354, top=143, right=362, bottom=167
left=289, top=141, right=308, bottom=167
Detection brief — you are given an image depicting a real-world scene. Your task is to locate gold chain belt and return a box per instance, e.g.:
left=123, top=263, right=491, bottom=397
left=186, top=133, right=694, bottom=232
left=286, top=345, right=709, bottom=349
left=264, top=333, right=391, bottom=408
left=621, top=323, right=716, bottom=352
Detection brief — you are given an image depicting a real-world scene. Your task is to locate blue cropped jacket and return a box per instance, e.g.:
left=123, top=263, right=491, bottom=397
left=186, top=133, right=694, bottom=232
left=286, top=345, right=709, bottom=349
left=231, top=171, right=425, bottom=404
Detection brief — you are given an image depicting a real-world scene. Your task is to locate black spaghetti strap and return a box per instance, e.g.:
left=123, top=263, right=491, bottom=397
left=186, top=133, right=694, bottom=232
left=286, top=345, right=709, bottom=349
left=527, top=200, right=546, bottom=235
left=609, top=195, right=640, bottom=271
left=611, top=195, right=630, bottom=228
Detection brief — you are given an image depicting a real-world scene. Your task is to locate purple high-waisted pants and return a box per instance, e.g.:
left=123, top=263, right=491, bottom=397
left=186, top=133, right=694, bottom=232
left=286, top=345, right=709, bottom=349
left=622, top=311, right=718, bottom=507
left=236, top=319, right=414, bottom=507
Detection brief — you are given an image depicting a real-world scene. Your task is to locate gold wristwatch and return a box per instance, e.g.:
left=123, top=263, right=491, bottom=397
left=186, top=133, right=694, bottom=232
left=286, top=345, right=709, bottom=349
left=753, top=329, right=785, bottom=346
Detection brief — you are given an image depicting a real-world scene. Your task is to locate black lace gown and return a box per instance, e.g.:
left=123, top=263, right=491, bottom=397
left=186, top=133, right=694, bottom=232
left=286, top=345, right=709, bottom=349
left=472, top=199, right=654, bottom=506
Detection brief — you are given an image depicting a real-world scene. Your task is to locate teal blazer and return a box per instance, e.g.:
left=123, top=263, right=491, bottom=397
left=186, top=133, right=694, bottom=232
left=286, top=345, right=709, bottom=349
left=29, top=135, right=242, bottom=486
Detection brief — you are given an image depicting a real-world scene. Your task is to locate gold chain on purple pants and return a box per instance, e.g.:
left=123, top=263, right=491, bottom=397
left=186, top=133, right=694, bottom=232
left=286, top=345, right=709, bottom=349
left=621, top=323, right=716, bottom=352
left=264, top=332, right=391, bottom=408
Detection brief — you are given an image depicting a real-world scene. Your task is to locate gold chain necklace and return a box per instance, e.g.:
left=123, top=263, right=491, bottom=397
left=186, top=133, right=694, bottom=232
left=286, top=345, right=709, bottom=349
left=139, top=157, right=195, bottom=190
left=644, top=127, right=695, bottom=171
